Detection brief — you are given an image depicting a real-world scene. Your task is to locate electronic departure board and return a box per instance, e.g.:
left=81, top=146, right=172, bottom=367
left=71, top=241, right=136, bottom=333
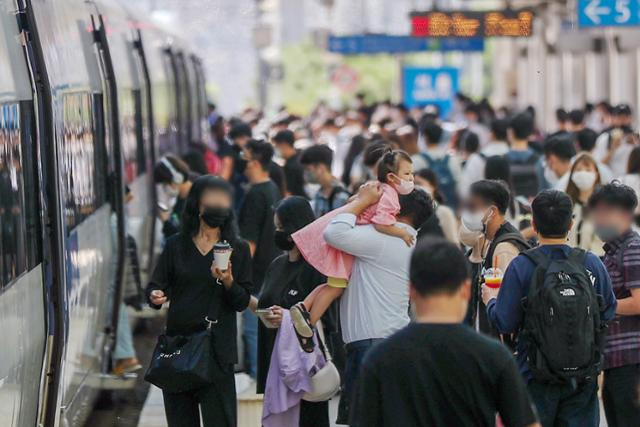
left=411, top=9, right=534, bottom=38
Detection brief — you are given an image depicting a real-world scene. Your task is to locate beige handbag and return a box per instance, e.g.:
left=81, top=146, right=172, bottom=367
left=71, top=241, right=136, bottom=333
left=302, top=321, right=341, bottom=402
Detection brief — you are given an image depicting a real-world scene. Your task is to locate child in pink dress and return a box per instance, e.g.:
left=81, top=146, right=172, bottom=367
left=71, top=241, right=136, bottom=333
left=290, top=150, right=415, bottom=351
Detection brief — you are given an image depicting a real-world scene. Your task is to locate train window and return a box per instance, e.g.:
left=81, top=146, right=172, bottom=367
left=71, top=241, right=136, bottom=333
left=57, top=92, right=107, bottom=230
left=120, top=89, right=139, bottom=183
left=0, top=103, right=34, bottom=288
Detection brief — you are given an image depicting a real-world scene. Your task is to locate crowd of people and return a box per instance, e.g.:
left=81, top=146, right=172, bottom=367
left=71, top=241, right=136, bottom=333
left=145, top=95, right=640, bottom=427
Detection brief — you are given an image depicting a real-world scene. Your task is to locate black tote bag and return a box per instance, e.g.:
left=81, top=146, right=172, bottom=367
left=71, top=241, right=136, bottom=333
left=145, top=293, right=220, bottom=393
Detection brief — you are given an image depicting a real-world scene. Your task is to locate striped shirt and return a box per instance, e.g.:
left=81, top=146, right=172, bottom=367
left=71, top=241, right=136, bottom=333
left=603, top=230, right=640, bottom=370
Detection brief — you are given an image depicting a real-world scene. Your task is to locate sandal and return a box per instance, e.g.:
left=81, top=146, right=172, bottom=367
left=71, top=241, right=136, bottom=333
left=290, top=302, right=315, bottom=353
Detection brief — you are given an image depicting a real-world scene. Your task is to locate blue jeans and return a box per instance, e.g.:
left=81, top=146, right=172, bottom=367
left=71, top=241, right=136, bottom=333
left=113, top=303, right=136, bottom=360
left=527, top=379, right=599, bottom=427
left=336, top=338, right=383, bottom=425
left=242, top=309, right=258, bottom=378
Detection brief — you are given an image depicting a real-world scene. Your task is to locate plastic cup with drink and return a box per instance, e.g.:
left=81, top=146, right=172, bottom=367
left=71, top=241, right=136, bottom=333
left=483, top=267, right=503, bottom=289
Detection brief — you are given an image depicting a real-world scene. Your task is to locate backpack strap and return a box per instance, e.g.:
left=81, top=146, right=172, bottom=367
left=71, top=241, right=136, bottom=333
left=567, top=247, right=588, bottom=266
left=421, top=152, right=433, bottom=164
left=522, top=248, right=551, bottom=270
left=328, top=184, right=350, bottom=211
left=493, top=232, right=531, bottom=252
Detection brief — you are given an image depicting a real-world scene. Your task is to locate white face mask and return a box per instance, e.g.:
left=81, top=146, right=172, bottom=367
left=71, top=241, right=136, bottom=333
left=459, top=219, right=483, bottom=246
left=544, top=166, right=559, bottom=186
left=163, top=184, right=179, bottom=198
left=461, top=209, right=486, bottom=233
left=571, top=170, right=597, bottom=191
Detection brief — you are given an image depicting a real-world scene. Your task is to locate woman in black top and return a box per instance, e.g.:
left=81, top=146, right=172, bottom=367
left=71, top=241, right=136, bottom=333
left=147, top=176, right=252, bottom=427
left=256, top=196, right=330, bottom=427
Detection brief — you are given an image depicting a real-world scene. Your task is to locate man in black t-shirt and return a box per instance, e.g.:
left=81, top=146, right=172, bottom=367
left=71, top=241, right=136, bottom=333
left=352, top=239, right=539, bottom=427
left=239, top=139, right=282, bottom=379
left=273, top=129, right=307, bottom=199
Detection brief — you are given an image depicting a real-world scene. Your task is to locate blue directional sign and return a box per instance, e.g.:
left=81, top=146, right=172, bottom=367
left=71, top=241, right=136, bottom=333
left=328, top=35, right=484, bottom=55
left=402, top=67, right=459, bottom=117
left=578, top=0, right=640, bottom=27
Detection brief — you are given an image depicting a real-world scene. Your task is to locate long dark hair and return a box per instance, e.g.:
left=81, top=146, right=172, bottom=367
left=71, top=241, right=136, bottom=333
left=276, top=196, right=315, bottom=235
left=566, top=153, right=600, bottom=205
left=181, top=175, right=240, bottom=245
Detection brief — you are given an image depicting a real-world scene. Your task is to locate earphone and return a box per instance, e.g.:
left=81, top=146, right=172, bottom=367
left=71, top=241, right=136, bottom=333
left=160, top=157, right=185, bottom=184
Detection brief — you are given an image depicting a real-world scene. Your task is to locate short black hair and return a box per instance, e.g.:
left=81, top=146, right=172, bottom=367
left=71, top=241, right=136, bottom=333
left=273, top=129, right=295, bottom=146
left=462, top=131, right=479, bottom=154
left=568, top=109, right=585, bottom=125
left=410, top=239, right=471, bottom=297
left=532, top=190, right=574, bottom=238
left=246, top=139, right=274, bottom=170
left=469, top=180, right=510, bottom=215
left=399, top=189, right=435, bottom=229
left=544, top=135, right=576, bottom=161
left=363, top=141, right=392, bottom=168
left=490, top=118, right=508, bottom=141
left=614, top=104, right=632, bottom=116
left=509, top=111, right=534, bottom=140
left=575, top=128, right=598, bottom=152
left=588, top=182, right=638, bottom=213
left=555, top=108, right=568, bottom=122
left=421, top=121, right=443, bottom=145
left=229, top=122, right=252, bottom=140
left=377, top=150, right=413, bottom=183
left=300, top=145, right=333, bottom=169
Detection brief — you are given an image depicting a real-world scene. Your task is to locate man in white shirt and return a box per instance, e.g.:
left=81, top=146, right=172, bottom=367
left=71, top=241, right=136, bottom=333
left=460, top=118, right=511, bottom=197
left=593, top=104, right=636, bottom=179
left=323, top=184, right=434, bottom=425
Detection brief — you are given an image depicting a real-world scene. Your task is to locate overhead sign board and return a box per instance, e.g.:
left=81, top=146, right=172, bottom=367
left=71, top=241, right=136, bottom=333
left=410, top=9, right=534, bottom=38
left=578, top=0, right=640, bottom=27
left=328, top=35, right=484, bottom=55
left=402, top=67, right=458, bottom=117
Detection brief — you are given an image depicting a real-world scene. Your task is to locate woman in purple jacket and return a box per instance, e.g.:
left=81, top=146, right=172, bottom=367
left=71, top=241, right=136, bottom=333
left=256, top=196, right=330, bottom=427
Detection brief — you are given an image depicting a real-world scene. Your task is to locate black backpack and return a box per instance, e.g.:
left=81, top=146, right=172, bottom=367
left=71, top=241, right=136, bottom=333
left=505, top=151, right=539, bottom=199
left=520, top=248, right=605, bottom=384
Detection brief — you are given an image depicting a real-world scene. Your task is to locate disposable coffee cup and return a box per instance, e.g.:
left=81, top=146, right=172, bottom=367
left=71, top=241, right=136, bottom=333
left=213, top=241, right=232, bottom=271
left=483, top=268, right=503, bottom=289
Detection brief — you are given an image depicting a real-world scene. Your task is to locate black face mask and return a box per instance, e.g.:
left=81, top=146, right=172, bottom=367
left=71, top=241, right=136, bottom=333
left=201, top=206, right=230, bottom=228
left=274, top=230, right=295, bottom=251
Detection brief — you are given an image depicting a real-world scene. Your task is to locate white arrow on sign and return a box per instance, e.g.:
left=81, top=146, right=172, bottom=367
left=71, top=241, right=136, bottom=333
left=584, top=0, right=611, bottom=24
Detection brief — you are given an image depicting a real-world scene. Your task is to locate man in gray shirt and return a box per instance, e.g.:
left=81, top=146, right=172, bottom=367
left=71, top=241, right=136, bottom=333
left=324, top=183, right=435, bottom=424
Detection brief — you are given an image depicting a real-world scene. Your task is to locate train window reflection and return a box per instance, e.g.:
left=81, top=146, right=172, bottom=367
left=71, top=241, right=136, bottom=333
left=120, top=89, right=139, bottom=183
left=58, top=92, right=107, bottom=230
left=0, top=103, right=28, bottom=288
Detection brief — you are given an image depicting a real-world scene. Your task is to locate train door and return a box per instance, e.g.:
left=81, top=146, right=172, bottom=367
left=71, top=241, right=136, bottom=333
left=132, top=29, right=158, bottom=272
left=163, top=47, right=182, bottom=154
left=0, top=2, right=47, bottom=425
left=21, top=0, right=121, bottom=423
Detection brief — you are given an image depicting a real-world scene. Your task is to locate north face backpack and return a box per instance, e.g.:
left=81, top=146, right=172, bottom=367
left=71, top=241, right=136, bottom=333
left=520, top=248, right=606, bottom=384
